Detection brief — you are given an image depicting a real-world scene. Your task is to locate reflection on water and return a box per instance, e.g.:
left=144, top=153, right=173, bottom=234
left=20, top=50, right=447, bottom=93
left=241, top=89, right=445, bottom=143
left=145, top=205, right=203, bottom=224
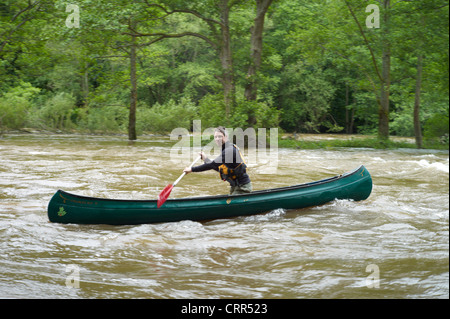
left=0, top=134, right=448, bottom=298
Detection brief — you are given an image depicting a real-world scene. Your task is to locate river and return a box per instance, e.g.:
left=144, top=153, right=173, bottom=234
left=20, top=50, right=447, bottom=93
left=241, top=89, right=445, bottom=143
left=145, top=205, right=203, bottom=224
left=0, top=133, right=448, bottom=299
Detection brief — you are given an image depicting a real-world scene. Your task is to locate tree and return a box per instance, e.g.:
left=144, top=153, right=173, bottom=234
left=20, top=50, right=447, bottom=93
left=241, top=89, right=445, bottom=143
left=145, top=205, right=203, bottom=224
left=1, top=0, right=448, bottom=142
left=394, top=0, right=449, bottom=147
left=133, top=0, right=241, bottom=117
left=244, top=0, right=273, bottom=102
left=0, top=0, right=53, bottom=90
left=0, top=0, right=47, bottom=55
left=134, top=0, right=275, bottom=120
left=344, top=0, right=392, bottom=140
left=244, top=0, right=274, bottom=127
left=55, top=0, right=169, bottom=140
left=271, top=1, right=351, bottom=133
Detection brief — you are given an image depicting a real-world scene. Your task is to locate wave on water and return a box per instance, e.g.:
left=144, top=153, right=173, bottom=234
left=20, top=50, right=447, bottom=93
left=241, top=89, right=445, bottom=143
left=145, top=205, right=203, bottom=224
left=242, top=208, right=287, bottom=222
left=417, top=159, right=449, bottom=173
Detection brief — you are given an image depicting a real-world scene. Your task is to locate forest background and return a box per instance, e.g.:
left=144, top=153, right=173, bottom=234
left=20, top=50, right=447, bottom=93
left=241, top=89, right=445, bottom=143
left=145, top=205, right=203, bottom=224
left=0, top=0, right=448, bottom=149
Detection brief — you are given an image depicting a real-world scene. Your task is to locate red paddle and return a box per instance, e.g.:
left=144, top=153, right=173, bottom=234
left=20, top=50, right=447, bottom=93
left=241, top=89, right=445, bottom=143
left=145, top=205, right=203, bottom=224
left=157, top=155, right=201, bottom=208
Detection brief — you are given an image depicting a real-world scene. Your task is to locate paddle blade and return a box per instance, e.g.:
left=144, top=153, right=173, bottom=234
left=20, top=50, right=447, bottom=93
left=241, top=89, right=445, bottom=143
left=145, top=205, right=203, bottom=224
left=157, top=184, right=173, bottom=208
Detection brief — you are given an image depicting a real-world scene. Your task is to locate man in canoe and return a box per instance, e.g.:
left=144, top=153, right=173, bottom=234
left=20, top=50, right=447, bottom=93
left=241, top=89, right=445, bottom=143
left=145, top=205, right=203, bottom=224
left=184, top=126, right=252, bottom=195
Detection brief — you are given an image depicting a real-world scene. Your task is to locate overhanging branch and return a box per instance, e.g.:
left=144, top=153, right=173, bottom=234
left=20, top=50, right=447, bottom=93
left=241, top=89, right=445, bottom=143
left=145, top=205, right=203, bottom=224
left=344, top=0, right=383, bottom=83
left=124, top=28, right=217, bottom=50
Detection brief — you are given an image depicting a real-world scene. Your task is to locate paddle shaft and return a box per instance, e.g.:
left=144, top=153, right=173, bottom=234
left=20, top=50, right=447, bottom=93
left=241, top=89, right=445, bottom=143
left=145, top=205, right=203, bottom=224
left=157, top=154, right=202, bottom=208
left=173, top=155, right=201, bottom=187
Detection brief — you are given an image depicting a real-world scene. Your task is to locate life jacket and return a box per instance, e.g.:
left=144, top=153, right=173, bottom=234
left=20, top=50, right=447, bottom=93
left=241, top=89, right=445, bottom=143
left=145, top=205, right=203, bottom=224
left=218, top=144, right=247, bottom=186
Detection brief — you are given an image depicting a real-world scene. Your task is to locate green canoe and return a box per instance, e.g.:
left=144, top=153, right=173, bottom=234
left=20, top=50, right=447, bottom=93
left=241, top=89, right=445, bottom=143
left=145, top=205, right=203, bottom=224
left=47, top=165, right=372, bottom=225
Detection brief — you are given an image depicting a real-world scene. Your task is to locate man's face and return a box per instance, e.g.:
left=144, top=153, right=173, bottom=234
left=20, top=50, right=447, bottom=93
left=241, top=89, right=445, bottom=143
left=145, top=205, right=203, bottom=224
left=214, top=131, right=227, bottom=146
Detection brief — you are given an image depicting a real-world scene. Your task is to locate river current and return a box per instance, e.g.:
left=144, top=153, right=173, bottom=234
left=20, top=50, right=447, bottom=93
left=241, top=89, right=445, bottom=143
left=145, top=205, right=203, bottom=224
left=0, top=134, right=448, bottom=298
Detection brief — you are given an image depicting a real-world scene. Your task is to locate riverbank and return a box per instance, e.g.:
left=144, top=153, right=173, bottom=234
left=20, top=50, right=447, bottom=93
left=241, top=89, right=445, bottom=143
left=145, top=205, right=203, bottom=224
left=279, top=133, right=449, bottom=150
left=1, top=128, right=448, bottom=151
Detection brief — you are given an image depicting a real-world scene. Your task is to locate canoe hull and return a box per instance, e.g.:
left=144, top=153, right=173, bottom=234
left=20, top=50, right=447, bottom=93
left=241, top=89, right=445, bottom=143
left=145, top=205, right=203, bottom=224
left=48, top=165, right=372, bottom=225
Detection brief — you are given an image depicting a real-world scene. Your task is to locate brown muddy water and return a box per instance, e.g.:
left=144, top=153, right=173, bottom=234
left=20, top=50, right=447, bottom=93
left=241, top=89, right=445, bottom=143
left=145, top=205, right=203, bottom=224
left=0, top=134, right=448, bottom=299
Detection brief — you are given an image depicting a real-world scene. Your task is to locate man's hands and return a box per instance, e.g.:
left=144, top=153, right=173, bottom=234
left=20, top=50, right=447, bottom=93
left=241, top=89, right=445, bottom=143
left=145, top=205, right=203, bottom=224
left=184, top=152, right=207, bottom=174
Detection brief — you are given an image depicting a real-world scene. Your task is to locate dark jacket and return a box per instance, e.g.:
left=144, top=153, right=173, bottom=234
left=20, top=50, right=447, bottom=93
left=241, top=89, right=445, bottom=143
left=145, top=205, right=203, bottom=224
left=192, top=141, right=251, bottom=186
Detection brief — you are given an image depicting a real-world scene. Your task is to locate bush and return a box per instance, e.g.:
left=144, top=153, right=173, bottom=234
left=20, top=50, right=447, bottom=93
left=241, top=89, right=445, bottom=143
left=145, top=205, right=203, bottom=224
left=423, top=113, right=449, bottom=141
left=0, top=96, right=30, bottom=130
left=390, top=111, right=414, bottom=137
left=81, top=105, right=129, bottom=133
left=0, top=82, right=40, bottom=130
left=198, top=94, right=280, bottom=129
left=36, top=92, right=76, bottom=130
left=197, top=94, right=226, bottom=128
left=231, top=99, right=280, bottom=129
left=137, top=97, right=197, bottom=134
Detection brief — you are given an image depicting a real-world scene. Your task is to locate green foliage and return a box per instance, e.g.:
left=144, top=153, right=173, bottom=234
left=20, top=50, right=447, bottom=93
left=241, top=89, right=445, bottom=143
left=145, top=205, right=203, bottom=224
left=278, top=64, right=336, bottom=132
left=196, top=94, right=226, bottom=128
left=80, top=105, right=129, bottom=134
left=278, top=136, right=418, bottom=150
left=36, top=92, right=76, bottom=130
left=0, top=82, right=40, bottom=130
left=197, top=94, right=280, bottom=129
left=0, top=98, right=28, bottom=130
left=352, top=91, right=379, bottom=135
left=390, top=111, right=414, bottom=137
left=424, top=113, right=449, bottom=140
left=137, top=97, right=197, bottom=134
left=0, top=0, right=448, bottom=150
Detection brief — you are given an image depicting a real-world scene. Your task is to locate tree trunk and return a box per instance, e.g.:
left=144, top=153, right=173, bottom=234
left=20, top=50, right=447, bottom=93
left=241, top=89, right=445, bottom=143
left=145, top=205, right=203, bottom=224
left=345, top=83, right=349, bottom=133
left=244, top=0, right=273, bottom=103
left=345, top=83, right=355, bottom=134
left=219, top=0, right=235, bottom=117
left=379, top=53, right=390, bottom=139
left=378, top=0, right=391, bottom=140
left=350, top=107, right=355, bottom=134
left=414, top=53, right=423, bottom=148
left=81, top=63, right=89, bottom=107
left=128, top=34, right=138, bottom=141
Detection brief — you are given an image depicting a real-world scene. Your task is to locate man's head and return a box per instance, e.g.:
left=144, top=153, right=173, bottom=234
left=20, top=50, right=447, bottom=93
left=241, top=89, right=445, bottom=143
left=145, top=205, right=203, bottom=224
left=214, top=126, right=228, bottom=146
